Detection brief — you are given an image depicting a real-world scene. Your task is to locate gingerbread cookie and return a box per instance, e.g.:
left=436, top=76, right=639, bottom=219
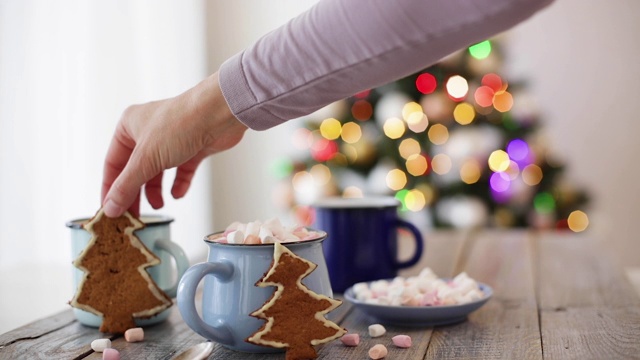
left=70, top=208, right=172, bottom=333
left=247, top=242, right=346, bottom=360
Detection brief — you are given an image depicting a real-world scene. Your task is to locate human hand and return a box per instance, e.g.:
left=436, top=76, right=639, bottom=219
left=101, top=72, right=247, bottom=218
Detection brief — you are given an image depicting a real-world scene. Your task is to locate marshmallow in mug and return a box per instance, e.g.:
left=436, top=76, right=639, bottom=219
left=213, top=218, right=322, bottom=245
left=352, top=267, right=484, bottom=306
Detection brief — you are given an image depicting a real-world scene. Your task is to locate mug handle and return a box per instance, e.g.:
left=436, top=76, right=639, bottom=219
left=177, top=261, right=235, bottom=346
left=154, top=240, right=190, bottom=297
left=392, top=219, right=425, bottom=269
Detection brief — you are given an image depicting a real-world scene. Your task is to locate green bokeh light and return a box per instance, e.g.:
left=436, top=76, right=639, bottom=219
left=534, top=192, right=556, bottom=214
left=469, top=40, right=492, bottom=60
left=270, top=158, right=294, bottom=179
left=395, top=189, right=410, bottom=211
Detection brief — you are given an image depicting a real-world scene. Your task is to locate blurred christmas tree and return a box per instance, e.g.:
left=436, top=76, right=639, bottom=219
left=282, top=39, right=590, bottom=231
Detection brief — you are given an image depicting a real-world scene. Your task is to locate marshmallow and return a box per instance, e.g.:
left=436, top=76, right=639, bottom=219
left=340, top=333, right=360, bottom=347
left=368, top=344, right=388, bottom=359
left=368, top=324, right=386, bottom=337
left=392, top=335, right=412, bottom=348
left=226, top=230, right=245, bottom=244
left=102, top=348, right=120, bottom=360
left=91, top=338, right=111, bottom=352
left=124, top=327, right=144, bottom=342
left=245, top=234, right=261, bottom=245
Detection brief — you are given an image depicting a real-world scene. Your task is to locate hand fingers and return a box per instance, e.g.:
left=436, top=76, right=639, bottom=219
left=102, top=129, right=134, bottom=203
left=171, top=153, right=208, bottom=199
left=145, top=172, right=165, bottom=209
left=103, top=141, right=162, bottom=218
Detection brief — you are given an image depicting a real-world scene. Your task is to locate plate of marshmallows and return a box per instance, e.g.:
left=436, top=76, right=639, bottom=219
left=344, top=267, right=492, bottom=327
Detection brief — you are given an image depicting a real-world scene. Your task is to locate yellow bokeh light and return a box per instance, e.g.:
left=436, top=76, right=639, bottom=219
left=453, top=102, right=476, bottom=125
left=319, top=118, right=342, bottom=140
left=522, top=164, right=543, bottom=186
left=407, top=112, right=429, bottom=133
left=488, top=150, right=510, bottom=172
left=386, top=169, right=407, bottom=190
left=568, top=210, right=589, bottom=232
left=399, top=138, right=421, bottom=159
left=383, top=117, right=406, bottom=139
left=446, top=75, right=469, bottom=99
left=405, top=189, right=426, bottom=212
left=402, top=102, right=423, bottom=122
left=310, top=164, right=331, bottom=185
left=406, top=154, right=428, bottom=176
left=431, top=154, right=452, bottom=175
left=428, top=124, right=449, bottom=145
left=343, top=186, right=364, bottom=198
left=341, top=121, right=362, bottom=144
left=493, top=91, right=514, bottom=112
left=460, top=159, right=481, bottom=184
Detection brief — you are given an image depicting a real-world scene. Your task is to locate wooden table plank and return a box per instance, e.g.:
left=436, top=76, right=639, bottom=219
left=537, top=232, right=640, bottom=360
left=427, top=230, right=542, bottom=359
left=537, top=232, right=640, bottom=309
left=399, top=230, right=470, bottom=278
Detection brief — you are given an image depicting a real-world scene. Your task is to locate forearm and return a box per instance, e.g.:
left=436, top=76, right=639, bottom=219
left=219, top=0, right=554, bottom=130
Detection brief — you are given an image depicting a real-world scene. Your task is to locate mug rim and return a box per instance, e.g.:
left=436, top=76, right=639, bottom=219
left=312, top=196, right=400, bottom=209
left=203, top=228, right=327, bottom=247
left=66, top=214, right=174, bottom=229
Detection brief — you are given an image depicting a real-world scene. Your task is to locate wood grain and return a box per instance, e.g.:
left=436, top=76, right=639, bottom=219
left=427, top=230, right=543, bottom=359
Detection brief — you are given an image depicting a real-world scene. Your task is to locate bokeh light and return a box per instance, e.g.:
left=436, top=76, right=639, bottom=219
left=402, top=102, right=423, bottom=121
left=405, top=189, right=426, bottom=212
left=493, top=91, right=514, bottom=112
left=311, top=138, right=338, bottom=162
left=567, top=210, right=589, bottom=232
left=351, top=100, right=373, bottom=121
left=490, top=172, right=510, bottom=192
left=482, top=73, right=503, bottom=92
left=405, top=154, right=428, bottom=176
left=474, top=86, right=494, bottom=107
left=427, top=124, right=449, bottom=145
left=341, top=122, right=362, bottom=144
left=416, top=183, right=435, bottom=205
left=468, top=40, right=492, bottom=60
left=310, top=164, right=331, bottom=185
left=445, top=75, right=469, bottom=101
left=522, top=164, right=543, bottom=186
left=416, top=73, right=437, bottom=94
left=534, top=192, right=556, bottom=214
left=292, top=171, right=312, bottom=192
left=460, top=160, right=481, bottom=184
left=453, top=102, right=475, bottom=125
left=383, top=117, right=406, bottom=139
left=488, top=150, right=510, bottom=172
left=386, top=169, right=407, bottom=190
left=399, top=138, right=421, bottom=159
left=320, top=118, right=342, bottom=140
left=431, top=154, right=452, bottom=175
left=407, top=112, right=429, bottom=133
left=507, top=139, right=529, bottom=161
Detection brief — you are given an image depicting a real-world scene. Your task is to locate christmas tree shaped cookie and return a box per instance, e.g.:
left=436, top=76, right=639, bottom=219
left=70, top=208, right=172, bottom=333
left=247, top=242, right=346, bottom=360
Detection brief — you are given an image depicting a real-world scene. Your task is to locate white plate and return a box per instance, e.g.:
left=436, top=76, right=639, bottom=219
left=344, top=282, right=493, bottom=327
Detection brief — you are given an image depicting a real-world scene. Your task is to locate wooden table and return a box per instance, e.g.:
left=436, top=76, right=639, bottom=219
left=1, top=231, right=639, bottom=359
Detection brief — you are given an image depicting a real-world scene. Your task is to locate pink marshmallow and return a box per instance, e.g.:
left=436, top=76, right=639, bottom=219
left=102, top=348, right=120, bottom=360
left=392, top=334, right=412, bottom=348
left=368, top=344, right=388, bottom=359
left=245, top=234, right=261, bottom=245
left=341, top=333, right=360, bottom=347
left=124, top=327, right=144, bottom=342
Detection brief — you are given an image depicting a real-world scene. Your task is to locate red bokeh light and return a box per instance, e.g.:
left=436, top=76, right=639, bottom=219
left=416, top=73, right=437, bottom=94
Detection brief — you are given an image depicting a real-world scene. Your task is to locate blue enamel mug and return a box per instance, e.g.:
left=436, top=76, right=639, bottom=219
left=312, top=196, right=424, bottom=293
left=177, top=231, right=332, bottom=353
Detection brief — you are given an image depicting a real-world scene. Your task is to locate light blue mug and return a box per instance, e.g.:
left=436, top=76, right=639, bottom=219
left=67, top=215, right=189, bottom=327
left=177, top=231, right=332, bottom=353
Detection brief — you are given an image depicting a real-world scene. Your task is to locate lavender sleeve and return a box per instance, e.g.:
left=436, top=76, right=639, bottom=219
left=218, top=0, right=553, bottom=131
